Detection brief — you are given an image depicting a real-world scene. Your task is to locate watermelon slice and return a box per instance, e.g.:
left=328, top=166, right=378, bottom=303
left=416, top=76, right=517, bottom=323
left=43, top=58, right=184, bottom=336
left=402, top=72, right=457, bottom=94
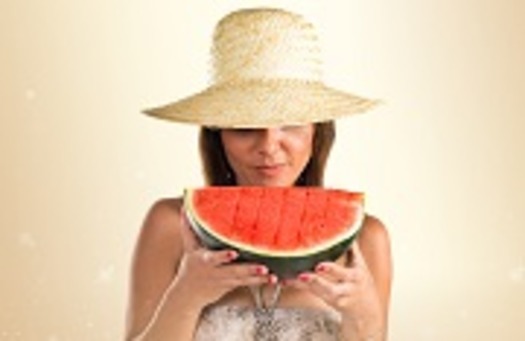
left=183, top=187, right=364, bottom=278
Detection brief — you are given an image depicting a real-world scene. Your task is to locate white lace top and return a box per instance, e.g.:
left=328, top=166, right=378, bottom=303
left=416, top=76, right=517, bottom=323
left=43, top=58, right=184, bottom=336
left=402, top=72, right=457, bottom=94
left=194, top=305, right=341, bottom=341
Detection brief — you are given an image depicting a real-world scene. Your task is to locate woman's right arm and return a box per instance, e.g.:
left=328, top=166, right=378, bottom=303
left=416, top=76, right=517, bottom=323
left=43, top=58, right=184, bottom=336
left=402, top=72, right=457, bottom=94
left=124, top=198, right=193, bottom=340
left=124, top=199, right=271, bottom=341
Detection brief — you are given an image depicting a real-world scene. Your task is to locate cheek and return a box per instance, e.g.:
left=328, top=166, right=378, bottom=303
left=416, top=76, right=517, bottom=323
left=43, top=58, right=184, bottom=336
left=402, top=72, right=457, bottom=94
left=221, top=136, right=250, bottom=165
left=289, top=133, right=314, bottom=160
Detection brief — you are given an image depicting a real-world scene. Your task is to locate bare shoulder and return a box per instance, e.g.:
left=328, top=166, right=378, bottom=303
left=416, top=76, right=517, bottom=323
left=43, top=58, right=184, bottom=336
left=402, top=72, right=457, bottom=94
left=133, top=197, right=183, bottom=255
left=356, top=213, right=393, bottom=310
left=132, top=197, right=185, bottom=278
left=356, top=213, right=392, bottom=268
left=140, top=197, right=183, bottom=235
left=125, top=197, right=184, bottom=339
left=146, top=197, right=183, bottom=222
left=358, top=214, right=391, bottom=249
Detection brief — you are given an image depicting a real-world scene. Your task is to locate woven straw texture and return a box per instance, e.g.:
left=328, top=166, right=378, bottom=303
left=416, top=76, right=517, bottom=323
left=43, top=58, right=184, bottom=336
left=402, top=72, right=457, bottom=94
left=144, top=8, right=378, bottom=128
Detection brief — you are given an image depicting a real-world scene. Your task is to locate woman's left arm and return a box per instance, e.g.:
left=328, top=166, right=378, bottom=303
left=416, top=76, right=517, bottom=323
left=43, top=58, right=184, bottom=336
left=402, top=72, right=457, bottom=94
left=288, top=215, right=392, bottom=340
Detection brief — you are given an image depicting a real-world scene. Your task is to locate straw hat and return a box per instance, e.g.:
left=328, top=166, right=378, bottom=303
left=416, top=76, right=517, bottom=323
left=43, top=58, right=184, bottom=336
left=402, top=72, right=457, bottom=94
left=143, top=8, right=378, bottom=128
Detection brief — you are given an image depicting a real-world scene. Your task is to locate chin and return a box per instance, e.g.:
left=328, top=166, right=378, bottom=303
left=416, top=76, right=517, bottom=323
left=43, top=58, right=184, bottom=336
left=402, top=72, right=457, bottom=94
left=253, top=178, right=295, bottom=187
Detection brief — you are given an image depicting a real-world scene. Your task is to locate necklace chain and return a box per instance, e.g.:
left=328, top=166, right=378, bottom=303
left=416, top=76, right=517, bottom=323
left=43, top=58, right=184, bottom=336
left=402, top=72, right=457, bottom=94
left=249, top=284, right=282, bottom=340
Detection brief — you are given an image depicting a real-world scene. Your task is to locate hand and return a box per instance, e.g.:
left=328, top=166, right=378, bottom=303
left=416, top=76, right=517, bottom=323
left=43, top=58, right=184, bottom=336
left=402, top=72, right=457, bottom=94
left=286, top=242, right=384, bottom=338
left=170, top=210, right=275, bottom=310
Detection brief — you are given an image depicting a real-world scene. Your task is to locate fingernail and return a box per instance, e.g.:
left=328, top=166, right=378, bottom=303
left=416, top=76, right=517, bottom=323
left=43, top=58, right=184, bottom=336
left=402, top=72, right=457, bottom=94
left=227, top=250, right=238, bottom=260
left=255, top=266, right=268, bottom=275
left=316, top=264, right=326, bottom=272
left=268, top=275, right=278, bottom=285
left=298, top=273, right=311, bottom=282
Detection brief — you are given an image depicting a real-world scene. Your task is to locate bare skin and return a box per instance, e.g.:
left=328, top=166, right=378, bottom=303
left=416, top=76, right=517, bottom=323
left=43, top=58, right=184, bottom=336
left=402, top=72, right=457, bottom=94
left=125, top=125, right=392, bottom=340
left=220, top=125, right=315, bottom=187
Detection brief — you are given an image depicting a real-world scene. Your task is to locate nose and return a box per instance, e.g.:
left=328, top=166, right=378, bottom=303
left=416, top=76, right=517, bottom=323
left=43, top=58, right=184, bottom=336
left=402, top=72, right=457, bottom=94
left=257, top=128, right=281, bottom=155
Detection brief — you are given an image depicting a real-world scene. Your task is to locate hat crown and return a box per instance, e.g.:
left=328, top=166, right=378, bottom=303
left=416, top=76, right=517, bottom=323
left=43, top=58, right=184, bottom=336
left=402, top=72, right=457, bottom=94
left=211, top=8, right=323, bottom=83
left=143, top=7, right=377, bottom=128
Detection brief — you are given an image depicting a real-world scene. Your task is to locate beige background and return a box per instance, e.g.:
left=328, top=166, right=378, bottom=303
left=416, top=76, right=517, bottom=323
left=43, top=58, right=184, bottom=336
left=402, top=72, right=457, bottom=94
left=1, top=0, right=524, bottom=340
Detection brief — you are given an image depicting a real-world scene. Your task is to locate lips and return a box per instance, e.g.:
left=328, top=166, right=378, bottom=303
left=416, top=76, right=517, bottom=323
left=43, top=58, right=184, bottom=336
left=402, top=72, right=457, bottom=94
left=255, top=164, right=286, bottom=176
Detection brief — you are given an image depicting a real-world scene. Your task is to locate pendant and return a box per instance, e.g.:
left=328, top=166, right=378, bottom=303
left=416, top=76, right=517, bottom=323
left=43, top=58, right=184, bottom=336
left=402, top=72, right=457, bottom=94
left=253, top=307, right=279, bottom=341
left=249, top=284, right=282, bottom=340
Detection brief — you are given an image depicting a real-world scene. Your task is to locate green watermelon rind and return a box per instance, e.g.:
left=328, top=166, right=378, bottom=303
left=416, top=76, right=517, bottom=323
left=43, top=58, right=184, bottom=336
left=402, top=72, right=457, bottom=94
left=183, top=188, right=364, bottom=278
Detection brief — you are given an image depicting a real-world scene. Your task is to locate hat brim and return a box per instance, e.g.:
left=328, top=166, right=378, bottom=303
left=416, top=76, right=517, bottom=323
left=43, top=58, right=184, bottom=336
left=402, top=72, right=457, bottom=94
left=143, top=79, right=379, bottom=128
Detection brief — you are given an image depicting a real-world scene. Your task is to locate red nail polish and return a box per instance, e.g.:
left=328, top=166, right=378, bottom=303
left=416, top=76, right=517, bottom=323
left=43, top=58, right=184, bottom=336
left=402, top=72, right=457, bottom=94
left=298, top=273, right=310, bottom=282
left=227, top=251, right=237, bottom=260
left=316, top=264, right=326, bottom=272
left=255, top=266, right=267, bottom=275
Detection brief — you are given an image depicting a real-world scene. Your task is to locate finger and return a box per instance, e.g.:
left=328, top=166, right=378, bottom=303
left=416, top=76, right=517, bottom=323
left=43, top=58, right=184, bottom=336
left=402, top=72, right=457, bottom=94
left=202, top=249, right=239, bottom=266
left=179, top=209, right=200, bottom=251
left=234, top=273, right=277, bottom=287
left=220, top=263, right=270, bottom=280
left=297, top=272, right=350, bottom=301
left=236, top=275, right=275, bottom=287
left=315, top=262, right=357, bottom=283
left=286, top=265, right=349, bottom=289
left=213, top=264, right=273, bottom=287
left=199, top=249, right=212, bottom=263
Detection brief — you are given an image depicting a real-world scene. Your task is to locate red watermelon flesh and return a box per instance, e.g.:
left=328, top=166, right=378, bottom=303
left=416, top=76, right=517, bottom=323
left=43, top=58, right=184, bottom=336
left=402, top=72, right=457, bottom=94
left=184, top=187, right=364, bottom=278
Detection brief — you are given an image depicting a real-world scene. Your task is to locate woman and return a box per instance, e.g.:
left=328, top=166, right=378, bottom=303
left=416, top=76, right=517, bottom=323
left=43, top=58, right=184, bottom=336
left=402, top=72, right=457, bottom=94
left=126, top=8, right=392, bottom=341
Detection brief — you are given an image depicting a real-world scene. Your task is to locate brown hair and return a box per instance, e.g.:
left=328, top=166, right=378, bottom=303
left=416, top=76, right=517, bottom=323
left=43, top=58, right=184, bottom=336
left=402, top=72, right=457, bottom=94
left=199, top=122, right=335, bottom=186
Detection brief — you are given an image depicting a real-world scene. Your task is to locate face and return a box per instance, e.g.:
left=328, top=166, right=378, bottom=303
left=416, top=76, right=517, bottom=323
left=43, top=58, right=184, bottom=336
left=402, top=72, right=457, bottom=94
left=220, top=125, right=315, bottom=186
